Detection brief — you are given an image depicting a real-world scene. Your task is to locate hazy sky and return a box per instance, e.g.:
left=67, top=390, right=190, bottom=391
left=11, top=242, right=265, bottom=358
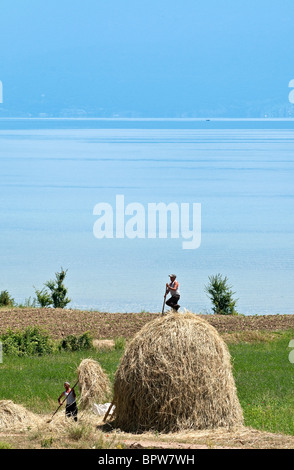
left=0, top=0, right=294, bottom=116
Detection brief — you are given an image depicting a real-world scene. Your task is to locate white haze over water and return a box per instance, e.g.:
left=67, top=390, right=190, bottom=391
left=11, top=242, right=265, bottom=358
left=0, top=119, right=293, bottom=315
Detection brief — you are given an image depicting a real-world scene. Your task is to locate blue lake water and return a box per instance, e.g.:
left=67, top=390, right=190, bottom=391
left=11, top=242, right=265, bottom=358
left=0, top=118, right=294, bottom=315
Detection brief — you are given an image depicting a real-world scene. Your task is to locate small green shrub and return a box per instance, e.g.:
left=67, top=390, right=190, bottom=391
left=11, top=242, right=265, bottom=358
left=0, top=327, right=55, bottom=356
left=0, top=290, right=15, bottom=307
left=59, top=332, right=93, bottom=352
left=34, top=267, right=71, bottom=309
left=205, top=273, right=238, bottom=315
left=45, top=268, right=71, bottom=308
left=34, top=288, right=53, bottom=307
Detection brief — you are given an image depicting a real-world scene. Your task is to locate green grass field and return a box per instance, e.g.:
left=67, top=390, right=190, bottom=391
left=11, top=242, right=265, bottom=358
left=0, top=348, right=122, bottom=414
left=229, top=330, right=294, bottom=435
left=1, top=330, right=294, bottom=436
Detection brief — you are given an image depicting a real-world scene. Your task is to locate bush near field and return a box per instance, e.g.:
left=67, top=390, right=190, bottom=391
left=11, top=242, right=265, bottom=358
left=0, top=328, right=93, bottom=356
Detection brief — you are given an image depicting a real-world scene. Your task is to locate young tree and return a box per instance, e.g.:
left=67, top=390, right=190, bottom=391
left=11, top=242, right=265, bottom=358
left=205, top=274, right=238, bottom=315
left=34, top=287, right=53, bottom=307
left=34, top=268, right=71, bottom=309
left=0, top=290, right=15, bottom=307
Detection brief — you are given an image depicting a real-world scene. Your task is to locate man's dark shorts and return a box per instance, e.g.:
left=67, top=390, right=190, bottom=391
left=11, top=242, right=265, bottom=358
left=65, top=402, right=78, bottom=421
left=166, top=295, right=180, bottom=311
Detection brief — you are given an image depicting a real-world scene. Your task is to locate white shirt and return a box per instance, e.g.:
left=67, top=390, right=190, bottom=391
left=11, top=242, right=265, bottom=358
left=65, top=389, right=76, bottom=405
left=169, top=281, right=180, bottom=296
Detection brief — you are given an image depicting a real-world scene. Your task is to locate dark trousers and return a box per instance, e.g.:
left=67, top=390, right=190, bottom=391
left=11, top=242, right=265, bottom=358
left=166, top=295, right=180, bottom=311
left=65, top=401, right=78, bottom=421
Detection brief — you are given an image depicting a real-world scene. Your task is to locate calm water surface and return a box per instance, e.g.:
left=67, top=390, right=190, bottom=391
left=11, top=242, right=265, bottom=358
left=0, top=119, right=293, bottom=315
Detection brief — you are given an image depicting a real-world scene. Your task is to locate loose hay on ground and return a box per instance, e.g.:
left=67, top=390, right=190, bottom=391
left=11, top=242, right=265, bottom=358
left=77, top=358, right=111, bottom=410
left=0, top=399, right=105, bottom=434
left=0, top=400, right=43, bottom=432
left=45, top=409, right=104, bottom=434
left=112, top=312, right=244, bottom=433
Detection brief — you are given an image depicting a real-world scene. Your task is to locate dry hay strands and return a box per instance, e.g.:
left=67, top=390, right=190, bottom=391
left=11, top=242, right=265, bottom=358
left=77, top=358, right=111, bottom=410
left=44, top=409, right=104, bottom=433
left=0, top=400, right=43, bottom=432
left=112, top=312, right=244, bottom=433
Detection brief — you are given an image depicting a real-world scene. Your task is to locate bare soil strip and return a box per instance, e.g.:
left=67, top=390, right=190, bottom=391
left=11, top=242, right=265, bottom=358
left=1, top=308, right=294, bottom=340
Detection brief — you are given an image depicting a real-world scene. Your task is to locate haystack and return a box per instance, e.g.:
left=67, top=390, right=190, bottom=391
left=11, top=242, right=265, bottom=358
left=0, top=400, right=43, bottom=432
left=77, top=358, right=111, bottom=410
left=111, top=312, right=244, bottom=432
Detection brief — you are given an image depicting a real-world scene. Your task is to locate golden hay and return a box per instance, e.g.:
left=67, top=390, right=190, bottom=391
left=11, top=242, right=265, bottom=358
left=77, top=358, right=111, bottom=410
left=45, top=409, right=104, bottom=433
left=0, top=399, right=105, bottom=433
left=0, top=400, right=43, bottom=431
left=111, top=312, right=244, bottom=433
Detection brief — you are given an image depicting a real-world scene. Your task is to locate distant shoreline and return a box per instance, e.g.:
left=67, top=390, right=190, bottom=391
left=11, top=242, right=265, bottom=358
left=1, top=117, right=294, bottom=121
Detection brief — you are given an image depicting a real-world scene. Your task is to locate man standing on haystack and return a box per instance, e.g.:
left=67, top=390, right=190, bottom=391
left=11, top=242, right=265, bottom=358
left=166, top=274, right=181, bottom=312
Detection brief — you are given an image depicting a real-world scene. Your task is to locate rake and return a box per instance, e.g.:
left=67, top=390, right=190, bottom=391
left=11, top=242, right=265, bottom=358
left=162, top=287, right=168, bottom=315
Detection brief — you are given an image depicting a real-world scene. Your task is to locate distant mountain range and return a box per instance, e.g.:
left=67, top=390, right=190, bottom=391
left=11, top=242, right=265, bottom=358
left=0, top=82, right=293, bottom=119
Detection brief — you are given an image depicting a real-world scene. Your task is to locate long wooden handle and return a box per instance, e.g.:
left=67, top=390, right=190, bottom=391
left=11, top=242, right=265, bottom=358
left=103, top=401, right=114, bottom=422
left=162, top=288, right=168, bottom=315
left=162, top=298, right=166, bottom=315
